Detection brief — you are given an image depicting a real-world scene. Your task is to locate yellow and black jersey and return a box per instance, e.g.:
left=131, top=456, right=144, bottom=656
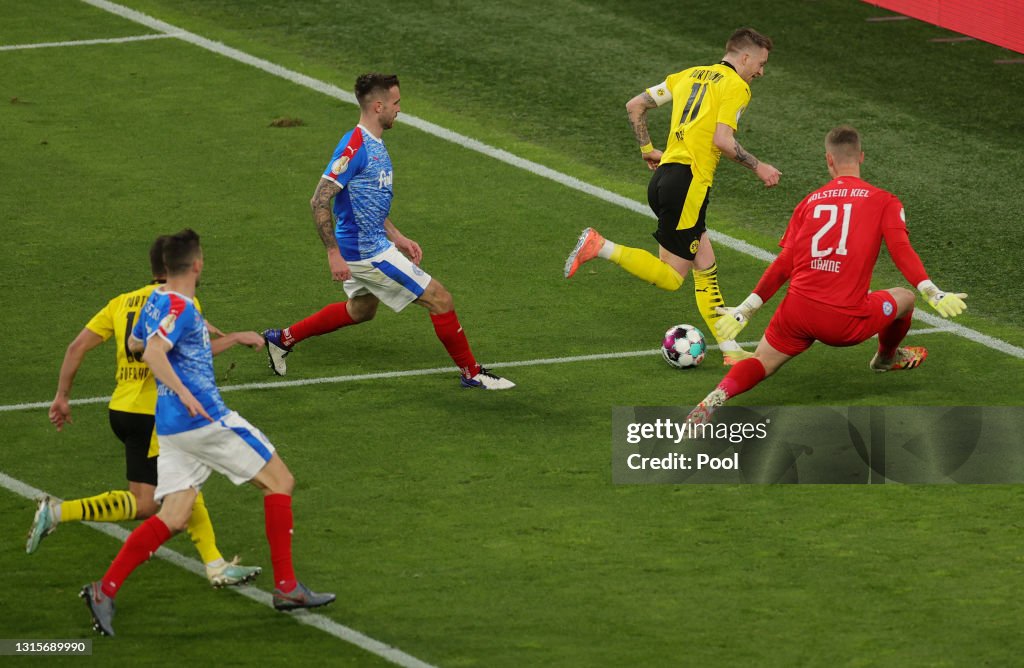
left=84, top=283, right=202, bottom=415
left=647, top=62, right=751, bottom=186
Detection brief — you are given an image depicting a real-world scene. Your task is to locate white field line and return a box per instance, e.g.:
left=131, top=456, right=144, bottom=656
left=0, top=472, right=437, bottom=668
left=75, top=0, right=1024, bottom=361
left=0, top=330, right=948, bottom=414
left=0, top=33, right=177, bottom=51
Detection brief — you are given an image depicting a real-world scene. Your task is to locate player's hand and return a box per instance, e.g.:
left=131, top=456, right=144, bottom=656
left=642, top=148, right=663, bottom=171
left=919, top=281, right=967, bottom=318
left=756, top=162, right=781, bottom=188
left=180, top=391, right=213, bottom=422
left=714, top=293, right=764, bottom=340
left=233, top=331, right=266, bottom=349
left=395, top=235, right=423, bottom=265
left=49, top=396, right=73, bottom=432
left=327, top=247, right=351, bottom=281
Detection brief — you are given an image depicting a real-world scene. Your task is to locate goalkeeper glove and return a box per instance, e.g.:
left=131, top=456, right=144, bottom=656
left=714, top=293, right=764, bottom=340
left=917, top=280, right=967, bottom=318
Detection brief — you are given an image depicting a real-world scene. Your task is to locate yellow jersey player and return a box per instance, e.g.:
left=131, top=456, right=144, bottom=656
left=30, top=236, right=261, bottom=588
left=564, top=27, right=782, bottom=365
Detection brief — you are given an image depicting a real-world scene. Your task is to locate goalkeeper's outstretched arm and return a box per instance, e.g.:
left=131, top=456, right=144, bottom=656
left=884, top=224, right=968, bottom=318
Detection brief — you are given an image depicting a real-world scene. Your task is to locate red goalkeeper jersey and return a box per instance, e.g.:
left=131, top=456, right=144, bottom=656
left=762, top=175, right=928, bottom=313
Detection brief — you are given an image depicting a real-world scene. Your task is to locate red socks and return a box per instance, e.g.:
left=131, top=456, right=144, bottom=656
left=101, top=515, right=172, bottom=597
left=878, top=310, right=913, bottom=360
left=717, top=358, right=767, bottom=400
left=430, top=310, right=480, bottom=379
left=285, top=302, right=356, bottom=346
left=264, top=494, right=297, bottom=592
left=283, top=304, right=481, bottom=379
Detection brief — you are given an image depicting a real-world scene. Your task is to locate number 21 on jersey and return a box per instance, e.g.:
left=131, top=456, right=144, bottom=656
left=810, top=203, right=852, bottom=258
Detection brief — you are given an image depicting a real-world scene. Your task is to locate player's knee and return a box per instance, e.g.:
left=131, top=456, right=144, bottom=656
left=156, top=507, right=191, bottom=534
left=277, top=469, right=296, bottom=495
left=889, top=287, right=916, bottom=315
left=347, top=298, right=378, bottom=323
left=135, top=497, right=159, bottom=519
left=265, top=473, right=295, bottom=496
left=425, top=281, right=454, bottom=314
left=268, top=463, right=296, bottom=495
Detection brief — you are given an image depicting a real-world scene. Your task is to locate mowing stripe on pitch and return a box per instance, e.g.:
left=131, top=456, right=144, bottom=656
left=0, top=470, right=439, bottom=668
left=76, top=0, right=1023, bottom=360
left=0, top=329, right=948, bottom=413
left=0, top=33, right=177, bottom=51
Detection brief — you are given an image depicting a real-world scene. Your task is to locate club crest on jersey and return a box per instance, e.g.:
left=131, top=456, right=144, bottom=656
left=689, top=239, right=700, bottom=255
left=882, top=300, right=894, bottom=316
left=331, top=156, right=350, bottom=176
left=378, top=169, right=393, bottom=189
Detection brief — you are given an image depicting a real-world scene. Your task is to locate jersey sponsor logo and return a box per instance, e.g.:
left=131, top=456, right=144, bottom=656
left=118, top=366, right=151, bottom=382
left=689, top=239, right=700, bottom=255
left=331, top=155, right=350, bottom=175
left=378, top=169, right=393, bottom=189
left=882, top=300, right=894, bottom=316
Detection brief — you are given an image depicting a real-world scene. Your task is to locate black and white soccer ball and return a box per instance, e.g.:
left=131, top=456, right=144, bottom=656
left=661, top=324, right=707, bottom=369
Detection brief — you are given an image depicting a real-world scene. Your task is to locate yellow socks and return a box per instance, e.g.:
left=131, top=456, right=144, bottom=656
left=609, top=244, right=684, bottom=291
left=186, top=492, right=224, bottom=565
left=692, top=264, right=733, bottom=347
left=55, top=489, right=224, bottom=566
left=59, top=490, right=137, bottom=523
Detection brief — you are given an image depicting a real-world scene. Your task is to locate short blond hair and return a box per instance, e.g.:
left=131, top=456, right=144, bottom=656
left=826, top=126, right=862, bottom=164
left=725, top=28, right=773, bottom=54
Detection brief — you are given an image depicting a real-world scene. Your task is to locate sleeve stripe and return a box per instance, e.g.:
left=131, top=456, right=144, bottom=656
left=326, top=127, right=365, bottom=180
left=167, top=293, right=186, bottom=317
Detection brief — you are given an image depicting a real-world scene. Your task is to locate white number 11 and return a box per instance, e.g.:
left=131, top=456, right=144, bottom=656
left=810, top=203, right=852, bottom=258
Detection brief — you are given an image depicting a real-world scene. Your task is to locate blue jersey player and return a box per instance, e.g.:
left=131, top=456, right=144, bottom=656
left=262, top=73, right=514, bottom=390
left=81, top=229, right=335, bottom=637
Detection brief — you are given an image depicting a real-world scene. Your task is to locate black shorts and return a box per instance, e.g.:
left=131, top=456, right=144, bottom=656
left=108, top=410, right=158, bottom=486
left=647, top=162, right=711, bottom=261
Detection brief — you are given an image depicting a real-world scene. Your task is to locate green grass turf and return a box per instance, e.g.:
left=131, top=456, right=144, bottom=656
left=1, top=0, right=1023, bottom=666
left=99, top=0, right=1024, bottom=332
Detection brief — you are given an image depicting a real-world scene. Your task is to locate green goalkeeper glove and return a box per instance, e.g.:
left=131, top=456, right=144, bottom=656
left=917, top=280, right=967, bottom=318
left=714, top=293, right=764, bottom=340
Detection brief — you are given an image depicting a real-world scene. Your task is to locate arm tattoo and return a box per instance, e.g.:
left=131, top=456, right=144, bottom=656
left=732, top=140, right=760, bottom=171
left=310, top=178, right=342, bottom=249
left=628, top=92, right=658, bottom=147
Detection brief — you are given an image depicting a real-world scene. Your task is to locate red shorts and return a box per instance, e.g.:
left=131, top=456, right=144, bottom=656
left=764, top=290, right=901, bottom=356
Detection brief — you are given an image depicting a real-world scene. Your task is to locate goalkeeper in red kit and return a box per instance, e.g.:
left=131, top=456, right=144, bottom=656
left=686, top=126, right=967, bottom=424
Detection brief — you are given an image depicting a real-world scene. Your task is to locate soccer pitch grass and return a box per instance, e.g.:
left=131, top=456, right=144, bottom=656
left=1, top=0, right=1023, bottom=665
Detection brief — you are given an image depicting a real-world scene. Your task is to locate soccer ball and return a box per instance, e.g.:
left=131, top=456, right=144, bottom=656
left=661, top=324, right=706, bottom=369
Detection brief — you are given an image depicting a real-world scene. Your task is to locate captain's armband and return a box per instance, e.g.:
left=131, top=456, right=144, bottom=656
left=646, top=81, right=672, bottom=107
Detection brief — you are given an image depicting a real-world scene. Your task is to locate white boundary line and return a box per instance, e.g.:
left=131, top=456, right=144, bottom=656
left=0, top=472, right=437, bottom=668
left=73, top=0, right=1023, bottom=361
left=0, top=330, right=947, bottom=414
left=0, top=33, right=177, bottom=51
